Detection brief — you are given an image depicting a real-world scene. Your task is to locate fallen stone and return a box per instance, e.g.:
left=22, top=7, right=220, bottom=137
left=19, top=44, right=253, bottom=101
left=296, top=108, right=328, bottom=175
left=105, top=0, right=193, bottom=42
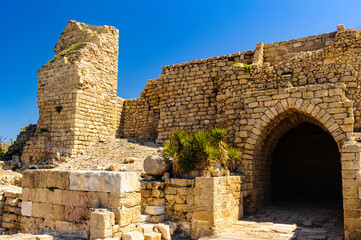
left=165, top=221, right=178, bottom=235
left=122, top=231, right=144, bottom=240
left=141, top=223, right=156, bottom=234
left=143, top=155, right=171, bottom=176
left=154, top=223, right=171, bottom=240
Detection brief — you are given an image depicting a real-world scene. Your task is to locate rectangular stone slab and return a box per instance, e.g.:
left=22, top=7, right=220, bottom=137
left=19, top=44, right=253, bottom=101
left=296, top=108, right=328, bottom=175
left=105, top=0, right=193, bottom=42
left=69, top=171, right=139, bottom=193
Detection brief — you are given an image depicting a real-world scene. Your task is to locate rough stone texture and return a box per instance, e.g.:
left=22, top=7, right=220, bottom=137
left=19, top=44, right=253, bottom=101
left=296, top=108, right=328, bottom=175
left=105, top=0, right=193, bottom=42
left=143, top=155, right=171, bottom=176
left=22, top=20, right=120, bottom=164
left=20, top=170, right=141, bottom=239
left=69, top=171, right=139, bottom=193
left=140, top=181, right=166, bottom=223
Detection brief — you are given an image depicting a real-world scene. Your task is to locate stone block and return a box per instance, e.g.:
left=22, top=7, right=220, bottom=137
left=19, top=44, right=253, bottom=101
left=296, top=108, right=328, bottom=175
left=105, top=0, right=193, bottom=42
left=2, top=221, right=15, bottom=228
left=5, top=190, right=21, bottom=198
left=144, top=232, right=161, bottom=240
left=122, top=231, right=144, bottom=240
left=4, top=205, right=21, bottom=214
left=144, top=206, right=165, bottom=215
left=149, top=214, right=165, bottom=223
left=6, top=197, right=20, bottom=207
left=90, top=227, right=113, bottom=239
left=69, top=171, right=139, bottom=193
left=90, top=210, right=115, bottom=230
left=141, top=223, right=155, bottom=234
left=3, top=213, right=18, bottom=223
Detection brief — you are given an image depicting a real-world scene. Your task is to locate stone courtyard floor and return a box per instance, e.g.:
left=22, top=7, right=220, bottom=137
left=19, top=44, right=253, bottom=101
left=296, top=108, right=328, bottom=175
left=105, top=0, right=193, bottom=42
left=200, top=199, right=344, bottom=240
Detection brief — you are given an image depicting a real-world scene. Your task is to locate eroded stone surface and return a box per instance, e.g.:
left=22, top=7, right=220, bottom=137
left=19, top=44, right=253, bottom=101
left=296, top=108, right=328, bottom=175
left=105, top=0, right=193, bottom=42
left=69, top=171, right=139, bottom=193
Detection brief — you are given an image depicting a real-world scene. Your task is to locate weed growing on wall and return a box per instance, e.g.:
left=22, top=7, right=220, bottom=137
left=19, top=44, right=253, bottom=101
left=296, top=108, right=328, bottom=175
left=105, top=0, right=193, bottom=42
left=48, top=42, right=87, bottom=63
left=163, top=127, right=240, bottom=176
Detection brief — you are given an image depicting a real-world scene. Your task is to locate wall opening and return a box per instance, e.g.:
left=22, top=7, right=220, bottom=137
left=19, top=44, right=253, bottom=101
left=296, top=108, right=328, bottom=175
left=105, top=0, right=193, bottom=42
left=271, top=122, right=342, bottom=206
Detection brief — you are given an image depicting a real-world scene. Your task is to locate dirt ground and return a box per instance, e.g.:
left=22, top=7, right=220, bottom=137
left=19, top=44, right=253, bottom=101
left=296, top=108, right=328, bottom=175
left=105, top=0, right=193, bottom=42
left=54, top=138, right=162, bottom=174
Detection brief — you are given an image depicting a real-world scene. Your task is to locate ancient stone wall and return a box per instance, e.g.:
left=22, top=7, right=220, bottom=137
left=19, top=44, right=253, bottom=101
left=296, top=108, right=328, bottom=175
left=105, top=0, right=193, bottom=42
left=141, top=177, right=243, bottom=238
left=20, top=170, right=141, bottom=239
left=263, top=31, right=337, bottom=65
left=22, top=21, right=119, bottom=165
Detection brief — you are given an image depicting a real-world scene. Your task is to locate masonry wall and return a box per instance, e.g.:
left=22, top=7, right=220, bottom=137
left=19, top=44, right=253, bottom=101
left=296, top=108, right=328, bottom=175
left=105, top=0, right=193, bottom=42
left=141, top=177, right=243, bottom=238
left=20, top=170, right=141, bottom=239
left=263, top=31, right=337, bottom=65
left=22, top=21, right=119, bottom=164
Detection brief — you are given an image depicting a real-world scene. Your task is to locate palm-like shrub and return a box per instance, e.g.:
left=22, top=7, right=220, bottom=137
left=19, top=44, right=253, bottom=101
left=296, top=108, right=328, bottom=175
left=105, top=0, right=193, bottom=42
left=163, top=127, right=240, bottom=176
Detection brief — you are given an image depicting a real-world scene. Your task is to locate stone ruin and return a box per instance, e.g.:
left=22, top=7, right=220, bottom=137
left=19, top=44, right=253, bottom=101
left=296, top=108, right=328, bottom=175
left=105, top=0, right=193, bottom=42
left=0, top=21, right=361, bottom=239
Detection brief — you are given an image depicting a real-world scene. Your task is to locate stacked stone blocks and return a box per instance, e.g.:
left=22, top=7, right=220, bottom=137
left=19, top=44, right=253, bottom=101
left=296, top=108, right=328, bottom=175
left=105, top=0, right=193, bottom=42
left=20, top=170, right=141, bottom=239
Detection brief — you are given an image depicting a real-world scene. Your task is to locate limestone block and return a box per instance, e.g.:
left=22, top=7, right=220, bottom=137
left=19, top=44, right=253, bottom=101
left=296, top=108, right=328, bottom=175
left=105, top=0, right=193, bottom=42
left=5, top=197, right=20, bottom=207
left=5, top=190, right=21, bottom=198
left=4, top=206, right=21, bottom=214
left=154, top=223, right=171, bottom=240
left=2, top=221, right=15, bottom=228
left=122, top=231, right=144, bottom=240
left=141, top=223, right=155, bottom=234
left=90, top=210, right=115, bottom=230
left=3, top=213, right=18, bottom=223
left=149, top=214, right=165, bottom=223
left=144, top=206, right=165, bottom=215
left=90, top=227, right=113, bottom=239
left=69, top=171, right=139, bottom=193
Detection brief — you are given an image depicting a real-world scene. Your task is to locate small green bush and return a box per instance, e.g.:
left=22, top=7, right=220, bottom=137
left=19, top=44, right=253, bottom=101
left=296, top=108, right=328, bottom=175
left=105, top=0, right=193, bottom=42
left=163, top=127, right=240, bottom=176
left=241, top=63, right=252, bottom=73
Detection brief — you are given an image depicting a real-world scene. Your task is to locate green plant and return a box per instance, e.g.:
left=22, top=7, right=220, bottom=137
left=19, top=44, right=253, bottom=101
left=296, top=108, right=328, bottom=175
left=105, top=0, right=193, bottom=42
left=55, top=105, right=63, bottom=113
left=81, top=69, right=87, bottom=75
left=241, top=63, right=252, bottom=73
left=48, top=42, right=86, bottom=63
left=163, top=127, right=241, bottom=176
left=47, top=187, right=59, bottom=192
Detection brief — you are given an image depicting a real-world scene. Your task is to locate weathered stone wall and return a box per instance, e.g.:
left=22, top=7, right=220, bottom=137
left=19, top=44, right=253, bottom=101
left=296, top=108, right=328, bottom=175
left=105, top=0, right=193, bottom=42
left=141, top=177, right=242, bottom=238
left=20, top=170, right=141, bottom=239
left=0, top=186, right=22, bottom=235
left=118, top=51, right=254, bottom=142
left=263, top=31, right=337, bottom=65
left=22, top=21, right=119, bottom=164
left=140, top=181, right=166, bottom=223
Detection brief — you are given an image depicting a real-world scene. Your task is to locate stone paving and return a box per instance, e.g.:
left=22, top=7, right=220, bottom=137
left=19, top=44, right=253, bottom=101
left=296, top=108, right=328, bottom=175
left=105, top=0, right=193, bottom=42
left=200, top=199, right=344, bottom=240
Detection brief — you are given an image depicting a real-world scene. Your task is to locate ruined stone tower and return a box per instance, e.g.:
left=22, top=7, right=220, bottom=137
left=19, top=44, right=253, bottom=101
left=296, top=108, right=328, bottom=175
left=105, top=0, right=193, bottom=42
left=22, top=21, right=121, bottom=164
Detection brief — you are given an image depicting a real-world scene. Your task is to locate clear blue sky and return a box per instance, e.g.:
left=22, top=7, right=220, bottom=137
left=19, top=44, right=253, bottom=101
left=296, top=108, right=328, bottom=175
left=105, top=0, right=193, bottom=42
left=1, top=0, right=361, bottom=140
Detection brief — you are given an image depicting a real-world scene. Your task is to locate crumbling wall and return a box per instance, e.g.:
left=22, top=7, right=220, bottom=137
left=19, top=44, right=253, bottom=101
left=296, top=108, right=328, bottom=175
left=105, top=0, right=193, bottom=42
left=22, top=21, right=119, bottom=164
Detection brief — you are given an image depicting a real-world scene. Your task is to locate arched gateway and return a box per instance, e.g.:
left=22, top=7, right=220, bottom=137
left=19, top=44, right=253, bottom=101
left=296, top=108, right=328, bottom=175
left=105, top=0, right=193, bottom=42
left=241, top=93, right=361, bottom=239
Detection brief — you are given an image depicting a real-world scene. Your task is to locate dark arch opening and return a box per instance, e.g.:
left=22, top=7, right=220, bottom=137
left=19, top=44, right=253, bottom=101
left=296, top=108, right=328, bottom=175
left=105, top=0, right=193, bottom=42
left=271, top=122, right=342, bottom=204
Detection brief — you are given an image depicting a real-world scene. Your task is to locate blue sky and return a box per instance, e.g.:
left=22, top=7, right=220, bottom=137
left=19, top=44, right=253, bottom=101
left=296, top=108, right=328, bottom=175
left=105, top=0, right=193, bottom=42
left=1, top=0, right=361, bottom=140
